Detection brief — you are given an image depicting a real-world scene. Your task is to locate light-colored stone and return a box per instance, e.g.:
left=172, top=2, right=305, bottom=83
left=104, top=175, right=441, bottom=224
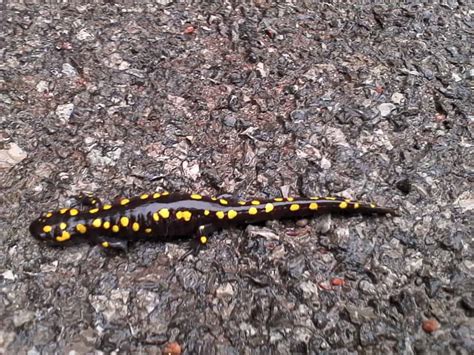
left=55, top=103, right=74, bottom=121
left=0, top=143, right=27, bottom=170
left=391, top=92, right=405, bottom=104
left=378, top=103, right=396, bottom=117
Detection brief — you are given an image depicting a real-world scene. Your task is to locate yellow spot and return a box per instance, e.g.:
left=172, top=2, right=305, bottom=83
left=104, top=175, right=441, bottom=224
left=120, top=198, right=130, bottom=206
left=43, top=225, right=52, bottom=233
left=216, top=211, right=225, bottom=219
left=290, top=204, right=300, bottom=211
left=69, top=209, right=78, bottom=216
left=145, top=228, right=152, bottom=234
left=287, top=197, right=294, bottom=202
left=309, top=203, right=318, bottom=210
left=159, top=209, right=170, bottom=218
left=251, top=200, right=260, bottom=205
left=120, top=216, right=129, bottom=227
left=191, top=194, right=202, bottom=200
left=162, top=191, right=170, bottom=196
left=76, top=224, right=87, bottom=234
left=248, top=207, right=258, bottom=215
left=265, top=203, right=274, bottom=213
left=176, top=210, right=192, bottom=221
left=59, top=222, right=67, bottom=230
left=211, top=197, right=217, bottom=201
left=200, top=236, right=208, bottom=244
left=153, top=193, right=161, bottom=198
left=238, top=201, right=246, bottom=205
left=140, top=194, right=149, bottom=200
left=370, top=203, right=376, bottom=208
left=339, top=201, right=348, bottom=209
left=354, top=203, right=360, bottom=209
left=45, top=212, right=53, bottom=218
left=153, top=212, right=160, bottom=221
left=274, top=197, right=284, bottom=202
left=89, top=208, right=99, bottom=214
left=103, top=204, right=112, bottom=210
left=345, top=199, right=352, bottom=203
left=182, top=211, right=192, bottom=221
left=92, top=218, right=102, bottom=228
left=219, top=199, right=228, bottom=205
left=59, top=208, right=68, bottom=214
left=228, top=210, right=238, bottom=219
left=56, top=231, right=71, bottom=242
left=102, top=241, right=109, bottom=248
left=204, top=210, right=210, bottom=216
left=103, top=221, right=111, bottom=229
left=112, top=225, right=120, bottom=233
left=132, top=222, right=140, bottom=232
left=326, top=197, right=337, bottom=200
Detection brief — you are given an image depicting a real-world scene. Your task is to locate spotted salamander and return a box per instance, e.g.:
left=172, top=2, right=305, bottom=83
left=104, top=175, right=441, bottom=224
left=29, top=192, right=397, bottom=250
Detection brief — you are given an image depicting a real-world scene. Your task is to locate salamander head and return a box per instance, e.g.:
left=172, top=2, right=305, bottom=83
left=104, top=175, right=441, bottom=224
left=29, top=210, right=81, bottom=245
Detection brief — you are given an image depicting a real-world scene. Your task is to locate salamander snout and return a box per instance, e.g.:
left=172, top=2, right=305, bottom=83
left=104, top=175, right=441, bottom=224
left=29, top=216, right=53, bottom=241
left=29, top=213, right=74, bottom=245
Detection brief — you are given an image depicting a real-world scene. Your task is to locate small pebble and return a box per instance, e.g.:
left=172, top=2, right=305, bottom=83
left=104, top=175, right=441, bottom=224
left=0, top=143, right=27, bottom=170
left=222, top=116, right=237, bottom=127
left=331, top=277, right=345, bottom=287
left=256, top=62, right=268, bottom=77
left=378, top=103, right=396, bottom=117
left=62, top=63, right=77, bottom=77
left=215, top=283, right=234, bottom=298
left=422, top=319, right=440, bottom=333
left=466, top=68, right=474, bottom=80
left=320, top=157, right=331, bottom=170
left=55, top=103, right=74, bottom=121
left=162, top=342, right=181, bottom=355
left=76, top=28, right=94, bottom=41
left=391, top=92, right=405, bottom=104
left=13, top=310, right=35, bottom=327
left=184, top=26, right=195, bottom=34
left=36, top=80, right=49, bottom=93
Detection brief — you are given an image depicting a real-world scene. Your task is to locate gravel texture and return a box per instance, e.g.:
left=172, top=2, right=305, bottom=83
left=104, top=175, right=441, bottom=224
left=1, top=2, right=473, bottom=354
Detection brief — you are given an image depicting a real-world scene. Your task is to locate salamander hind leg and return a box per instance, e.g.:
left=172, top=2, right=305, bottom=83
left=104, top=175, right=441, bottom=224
left=195, top=224, right=220, bottom=246
left=97, top=237, right=128, bottom=252
left=180, top=224, right=219, bottom=260
left=183, top=224, right=220, bottom=258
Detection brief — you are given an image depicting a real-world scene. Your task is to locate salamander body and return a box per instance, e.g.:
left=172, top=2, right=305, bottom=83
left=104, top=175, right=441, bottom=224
left=29, top=192, right=396, bottom=249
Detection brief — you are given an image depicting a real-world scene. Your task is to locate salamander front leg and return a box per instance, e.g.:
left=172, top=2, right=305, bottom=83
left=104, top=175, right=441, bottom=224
left=216, top=193, right=234, bottom=200
left=72, top=193, right=103, bottom=210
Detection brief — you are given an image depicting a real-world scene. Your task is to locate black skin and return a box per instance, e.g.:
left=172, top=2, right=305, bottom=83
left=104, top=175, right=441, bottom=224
left=29, top=193, right=397, bottom=251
